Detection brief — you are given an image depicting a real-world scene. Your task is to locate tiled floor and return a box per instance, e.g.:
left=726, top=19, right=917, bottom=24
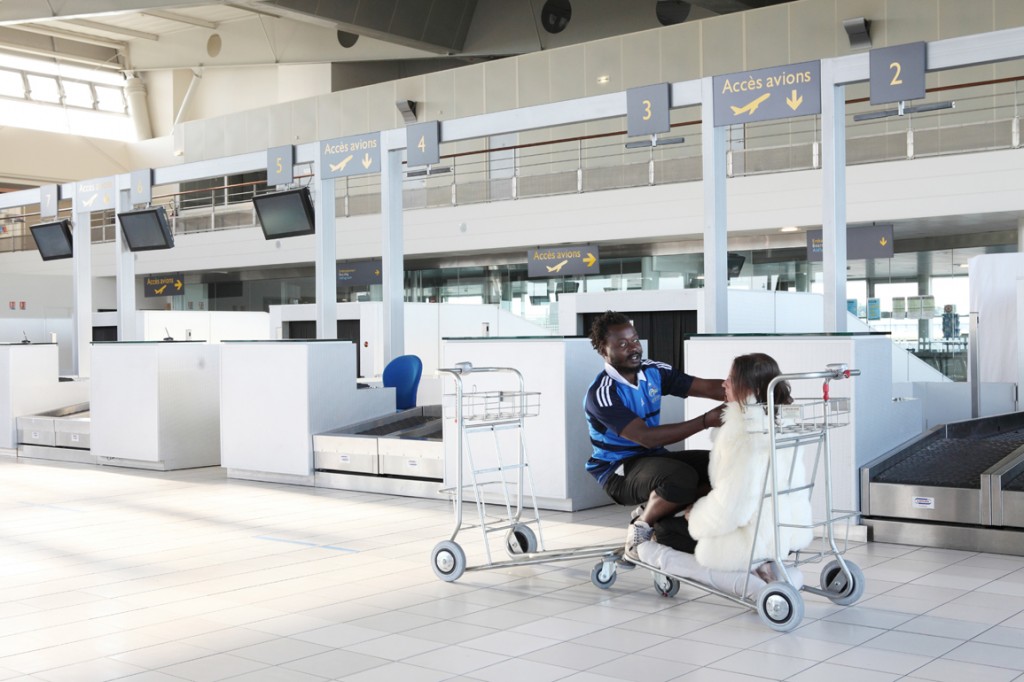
left=2, top=458, right=1024, bottom=682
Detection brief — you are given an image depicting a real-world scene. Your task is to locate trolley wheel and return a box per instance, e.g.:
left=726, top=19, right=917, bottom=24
left=653, top=573, right=680, bottom=598
left=431, top=540, right=467, bottom=582
left=819, top=560, right=865, bottom=606
left=591, top=561, right=617, bottom=589
left=756, top=582, right=804, bottom=632
left=505, top=524, right=539, bottom=556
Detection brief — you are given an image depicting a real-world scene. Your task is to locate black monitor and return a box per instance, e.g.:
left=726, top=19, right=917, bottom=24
left=30, top=219, right=74, bottom=261
left=252, top=187, right=316, bottom=239
left=117, top=206, right=175, bottom=252
left=727, top=252, right=746, bottom=278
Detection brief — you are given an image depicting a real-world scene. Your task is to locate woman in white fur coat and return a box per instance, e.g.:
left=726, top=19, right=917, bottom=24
left=685, top=353, right=813, bottom=573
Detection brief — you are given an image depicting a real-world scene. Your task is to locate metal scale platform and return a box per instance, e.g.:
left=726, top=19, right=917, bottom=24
left=860, top=411, right=1024, bottom=554
left=17, top=402, right=93, bottom=463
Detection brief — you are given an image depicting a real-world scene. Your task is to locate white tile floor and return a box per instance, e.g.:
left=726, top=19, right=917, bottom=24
left=3, top=458, right=1024, bottom=682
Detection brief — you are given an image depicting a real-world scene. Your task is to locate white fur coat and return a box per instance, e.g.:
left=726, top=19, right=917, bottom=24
left=686, top=399, right=813, bottom=571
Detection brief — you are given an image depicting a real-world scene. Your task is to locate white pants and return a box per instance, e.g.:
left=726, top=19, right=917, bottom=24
left=638, top=541, right=766, bottom=598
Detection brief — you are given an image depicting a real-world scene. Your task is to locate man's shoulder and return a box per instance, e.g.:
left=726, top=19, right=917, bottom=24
left=641, top=358, right=673, bottom=371
left=586, top=371, right=620, bottom=408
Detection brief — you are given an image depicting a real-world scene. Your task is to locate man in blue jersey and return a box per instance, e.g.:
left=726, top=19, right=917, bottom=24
left=585, top=311, right=726, bottom=562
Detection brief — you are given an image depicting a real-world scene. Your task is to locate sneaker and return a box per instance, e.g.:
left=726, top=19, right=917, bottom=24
left=623, top=520, right=653, bottom=563
left=630, top=504, right=645, bottom=522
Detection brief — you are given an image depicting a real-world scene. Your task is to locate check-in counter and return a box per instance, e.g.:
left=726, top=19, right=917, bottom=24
left=441, top=337, right=611, bottom=511
left=90, top=341, right=220, bottom=470
left=220, top=340, right=395, bottom=485
left=0, top=342, right=89, bottom=455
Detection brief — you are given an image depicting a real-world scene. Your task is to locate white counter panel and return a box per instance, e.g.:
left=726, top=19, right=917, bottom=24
left=0, top=343, right=89, bottom=452
left=442, top=338, right=608, bottom=511
left=91, top=342, right=220, bottom=468
left=220, top=341, right=395, bottom=479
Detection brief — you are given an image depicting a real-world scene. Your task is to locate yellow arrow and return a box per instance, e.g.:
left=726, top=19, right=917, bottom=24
left=374, top=269, right=380, bottom=276
left=879, top=237, right=888, bottom=246
left=175, top=279, right=183, bottom=290
left=786, top=89, right=803, bottom=111
left=361, top=153, right=373, bottom=169
left=583, top=253, right=596, bottom=267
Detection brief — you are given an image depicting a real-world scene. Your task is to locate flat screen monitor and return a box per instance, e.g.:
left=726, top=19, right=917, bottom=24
left=727, top=252, right=746, bottom=278
left=117, top=206, right=175, bottom=252
left=252, top=187, right=316, bottom=239
left=30, top=219, right=73, bottom=261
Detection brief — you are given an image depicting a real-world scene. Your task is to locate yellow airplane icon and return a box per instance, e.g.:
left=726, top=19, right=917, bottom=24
left=81, top=193, right=99, bottom=208
left=329, top=154, right=354, bottom=172
left=731, top=92, right=771, bottom=116
left=154, top=284, right=168, bottom=295
left=546, top=259, right=569, bottom=273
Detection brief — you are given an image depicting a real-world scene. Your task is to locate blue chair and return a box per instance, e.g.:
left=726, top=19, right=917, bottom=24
left=383, top=354, right=423, bottom=410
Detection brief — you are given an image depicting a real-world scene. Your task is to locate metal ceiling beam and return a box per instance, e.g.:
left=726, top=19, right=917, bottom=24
left=65, top=19, right=159, bottom=41
left=141, top=10, right=218, bottom=30
left=13, top=23, right=127, bottom=50
left=0, top=41, right=123, bottom=69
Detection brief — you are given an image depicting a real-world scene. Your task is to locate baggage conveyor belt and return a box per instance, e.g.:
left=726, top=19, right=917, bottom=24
left=861, top=411, right=1024, bottom=554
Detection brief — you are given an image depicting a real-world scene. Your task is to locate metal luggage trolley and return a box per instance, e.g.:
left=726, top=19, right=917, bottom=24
left=430, top=363, right=621, bottom=582
left=591, top=363, right=864, bottom=632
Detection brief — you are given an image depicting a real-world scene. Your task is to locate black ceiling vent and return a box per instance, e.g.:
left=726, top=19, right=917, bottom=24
left=541, top=0, right=572, bottom=34
left=656, top=0, right=691, bottom=26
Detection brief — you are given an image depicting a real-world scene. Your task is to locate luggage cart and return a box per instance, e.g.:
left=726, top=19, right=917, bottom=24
left=430, top=363, right=621, bottom=582
left=591, top=364, right=864, bottom=632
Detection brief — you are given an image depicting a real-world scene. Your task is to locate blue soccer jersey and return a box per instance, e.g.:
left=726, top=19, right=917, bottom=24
left=584, top=359, right=695, bottom=485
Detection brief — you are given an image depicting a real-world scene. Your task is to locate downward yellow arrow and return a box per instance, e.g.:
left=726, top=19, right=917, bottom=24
left=361, top=153, right=373, bottom=169
left=786, top=89, right=803, bottom=111
left=583, top=253, right=597, bottom=267
left=879, top=237, right=888, bottom=246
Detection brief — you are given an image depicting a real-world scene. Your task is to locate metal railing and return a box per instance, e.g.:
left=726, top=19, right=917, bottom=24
left=0, top=76, right=1020, bottom=253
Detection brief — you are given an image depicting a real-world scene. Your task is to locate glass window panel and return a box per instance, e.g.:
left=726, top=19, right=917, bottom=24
left=0, top=70, right=25, bottom=98
left=26, top=74, right=60, bottom=103
left=62, top=80, right=93, bottom=108
left=95, top=85, right=124, bottom=112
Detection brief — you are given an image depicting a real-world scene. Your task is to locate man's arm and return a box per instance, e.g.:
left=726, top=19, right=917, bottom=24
left=619, top=412, right=714, bottom=449
left=688, top=377, right=726, bottom=401
left=618, top=375, right=726, bottom=448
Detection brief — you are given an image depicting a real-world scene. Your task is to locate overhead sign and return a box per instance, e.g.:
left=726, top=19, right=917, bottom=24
left=527, top=244, right=600, bottom=278
left=267, top=145, right=294, bottom=185
left=320, top=133, right=380, bottom=179
left=406, top=121, right=440, bottom=167
left=807, top=224, right=894, bottom=262
left=144, top=272, right=184, bottom=297
left=627, top=83, right=670, bottom=137
left=76, top=177, right=115, bottom=213
left=713, top=60, right=821, bottom=126
left=130, top=169, right=152, bottom=206
left=337, top=259, right=382, bottom=287
left=39, top=184, right=58, bottom=219
left=870, top=42, right=926, bottom=105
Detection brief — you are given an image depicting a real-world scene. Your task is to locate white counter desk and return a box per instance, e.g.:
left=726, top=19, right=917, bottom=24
left=220, top=340, right=395, bottom=485
left=441, top=336, right=612, bottom=511
left=90, top=341, right=221, bottom=470
left=0, top=342, right=89, bottom=454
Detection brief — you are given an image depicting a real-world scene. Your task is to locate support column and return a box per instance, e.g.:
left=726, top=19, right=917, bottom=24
left=71, top=187, right=93, bottom=377
left=381, top=129, right=405, bottom=362
left=115, top=174, right=137, bottom=341
left=701, top=77, right=727, bottom=334
left=315, top=159, right=337, bottom=340
left=821, top=59, right=848, bottom=332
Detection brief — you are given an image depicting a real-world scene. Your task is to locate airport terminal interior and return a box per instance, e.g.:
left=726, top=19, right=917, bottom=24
left=4, top=0, right=1024, bottom=679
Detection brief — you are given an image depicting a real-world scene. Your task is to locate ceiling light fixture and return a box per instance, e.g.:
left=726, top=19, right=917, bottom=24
left=780, top=226, right=799, bottom=233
